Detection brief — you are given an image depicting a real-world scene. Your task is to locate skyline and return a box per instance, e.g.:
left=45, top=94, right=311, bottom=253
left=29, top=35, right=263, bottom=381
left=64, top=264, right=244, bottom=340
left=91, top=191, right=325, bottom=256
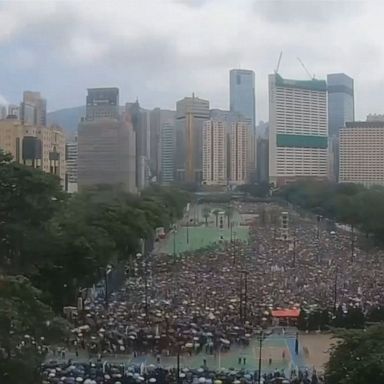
left=0, top=0, right=383, bottom=121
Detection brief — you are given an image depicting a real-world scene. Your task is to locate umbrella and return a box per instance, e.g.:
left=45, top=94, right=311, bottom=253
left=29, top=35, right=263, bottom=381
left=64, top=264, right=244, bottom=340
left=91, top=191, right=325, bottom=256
left=149, top=379, right=156, bottom=383
left=199, top=378, right=206, bottom=383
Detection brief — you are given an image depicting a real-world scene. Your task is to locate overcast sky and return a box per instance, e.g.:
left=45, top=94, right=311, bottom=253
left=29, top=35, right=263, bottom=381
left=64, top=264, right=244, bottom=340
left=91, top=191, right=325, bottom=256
left=0, top=0, right=383, bottom=121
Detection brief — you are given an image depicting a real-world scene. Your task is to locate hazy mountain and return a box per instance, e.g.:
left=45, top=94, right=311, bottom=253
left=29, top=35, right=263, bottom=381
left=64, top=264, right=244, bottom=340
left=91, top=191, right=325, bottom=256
left=47, top=106, right=85, bottom=138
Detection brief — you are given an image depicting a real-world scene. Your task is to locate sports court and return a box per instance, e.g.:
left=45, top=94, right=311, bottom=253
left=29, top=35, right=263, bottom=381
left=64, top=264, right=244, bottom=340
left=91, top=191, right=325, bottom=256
left=158, top=204, right=250, bottom=254
left=130, top=331, right=307, bottom=374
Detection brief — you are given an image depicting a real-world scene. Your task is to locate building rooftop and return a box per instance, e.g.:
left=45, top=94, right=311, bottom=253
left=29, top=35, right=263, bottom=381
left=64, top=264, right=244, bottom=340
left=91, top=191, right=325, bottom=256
left=345, top=121, right=384, bottom=128
left=275, top=73, right=327, bottom=92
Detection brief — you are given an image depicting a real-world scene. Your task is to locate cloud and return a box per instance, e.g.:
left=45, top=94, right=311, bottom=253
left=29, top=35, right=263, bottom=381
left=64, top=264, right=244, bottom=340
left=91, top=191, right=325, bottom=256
left=0, top=0, right=382, bottom=120
left=253, top=0, right=362, bottom=24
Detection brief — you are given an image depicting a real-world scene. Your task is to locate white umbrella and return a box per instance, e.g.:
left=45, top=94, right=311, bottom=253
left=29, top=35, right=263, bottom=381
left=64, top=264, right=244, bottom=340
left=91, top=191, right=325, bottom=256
left=149, top=379, right=156, bottom=383
left=199, top=378, right=206, bottom=383
left=76, top=377, right=83, bottom=382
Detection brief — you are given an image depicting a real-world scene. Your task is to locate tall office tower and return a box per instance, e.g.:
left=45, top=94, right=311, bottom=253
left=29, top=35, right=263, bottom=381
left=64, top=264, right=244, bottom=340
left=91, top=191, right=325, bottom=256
left=126, top=101, right=151, bottom=190
left=66, top=139, right=78, bottom=193
left=150, top=108, right=176, bottom=181
left=20, top=91, right=47, bottom=126
left=160, top=122, right=176, bottom=185
left=202, top=120, right=227, bottom=186
left=7, top=104, right=20, bottom=119
left=0, top=118, right=66, bottom=184
left=230, top=70, right=256, bottom=179
left=269, top=74, right=328, bottom=186
left=0, top=105, right=7, bottom=119
left=78, top=88, right=136, bottom=192
left=339, top=120, right=384, bottom=187
left=175, top=94, right=210, bottom=183
left=327, top=73, right=354, bottom=181
left=229, top=122, right=249, bottom=185
left=256, top=137, right=269, bottom=183
left=85, top=88, right=119, bottom=120
left=230, top=69, right=256, bottom=130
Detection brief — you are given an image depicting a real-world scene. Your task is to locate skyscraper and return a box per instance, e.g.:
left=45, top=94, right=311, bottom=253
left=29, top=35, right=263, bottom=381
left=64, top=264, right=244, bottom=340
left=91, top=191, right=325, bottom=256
left=126, top=101, right=151, bottom=190
left=230, top=70, right=256, bottom=179
left=85, top=88, right=119, bottom=120
left=229, top=69, right=256, bottom=130
left=175, top=94, right=209, bottom=183
left=160, top=122, right=176, bottom=185
left=78, top=88, right=136, bottom=192
left=269, top=74, right=328, bottom=186
left=149, top=108, right=176, bottom=181
left=20, top=91, right=47, bottom=126
left=339, top=120, right=384, bottom=187
left=202, top=120, right=227, bottom=185
left=229, top=122, right=249, bottom=185
left=327, top=73, right=354, bottom=181
left=66, top=139, right=78, bottom=193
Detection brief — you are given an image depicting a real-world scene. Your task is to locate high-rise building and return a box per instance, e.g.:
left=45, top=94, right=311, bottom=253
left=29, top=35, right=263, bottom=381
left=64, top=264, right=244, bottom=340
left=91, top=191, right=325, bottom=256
left=66, top=139, right=78, bottom=193
left=0, top=118, right=66, bottom=184
left=339, top=120, right=384, bottom=187
left=229, top=122, right=249, bottom=185
left=160, top=122, right=176, bottom=185
left=20, top=91, right=47, bottom=126
left=85, top=88, right=119, bottom=120
left=78, top=88, right=136, bottom=192
left=269, top=74, right=328, bottom=186
left=327, top=73, right=354, bottom=181
left=230, top=69, right=256, bottom=130
left=230, top=70, right=256, bottom=180
left=7, top=104, right=20, bottom=119
left=202, top=120, right=227, bottom=186
left=149, top=108, right=176, bottom=181
left=126, top=102, right=151, bottom=190
left=175, top=94, right=209, bottom=183
left=256, top=137, right=269, bottom=183
left=0, top=105, right=7, bottom=119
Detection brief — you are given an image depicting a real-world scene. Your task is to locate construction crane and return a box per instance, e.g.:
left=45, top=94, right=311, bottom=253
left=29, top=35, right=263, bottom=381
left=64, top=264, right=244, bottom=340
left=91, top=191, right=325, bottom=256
left=297, top=57, right=315, bottom=79
left=274, top=51, right=283, bottom=74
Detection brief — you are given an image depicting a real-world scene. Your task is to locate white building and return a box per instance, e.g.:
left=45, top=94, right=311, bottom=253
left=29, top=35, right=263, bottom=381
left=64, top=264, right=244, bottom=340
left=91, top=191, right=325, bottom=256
left=269, top=74, right=328, bottom=186
left=160, top=122, right=176, bottom=185
left=66, top=140, right=78, bottom=193
left=339, top=121, right=384, bottom=187
left=229, top=121, right=249, bottom=185
left=202, top=120, right=227, bottom=185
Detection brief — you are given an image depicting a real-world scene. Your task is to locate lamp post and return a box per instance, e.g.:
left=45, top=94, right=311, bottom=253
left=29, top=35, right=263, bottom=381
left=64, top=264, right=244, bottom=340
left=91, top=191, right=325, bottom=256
left=333, top=263, right=338, bottom=314
left=173, top=225, right=177, bottom=264
left=104, top=264, right=113, bottom=309
left=258, top=331, right=263, bottom=384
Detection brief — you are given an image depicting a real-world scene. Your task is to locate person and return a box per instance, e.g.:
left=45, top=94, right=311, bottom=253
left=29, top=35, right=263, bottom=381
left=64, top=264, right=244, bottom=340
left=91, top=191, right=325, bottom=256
left=269, top=357, right=272, bottom=366
left=238, top=356, right=242, bottom=365
left=282, top=350, right=286, bottom=360
left=243, top=357, right=246, bottom=365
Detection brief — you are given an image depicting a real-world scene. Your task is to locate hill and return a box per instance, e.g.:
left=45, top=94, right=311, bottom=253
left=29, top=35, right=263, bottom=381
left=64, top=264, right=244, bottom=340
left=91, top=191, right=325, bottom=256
left=47, top=106, right=85, bottom=138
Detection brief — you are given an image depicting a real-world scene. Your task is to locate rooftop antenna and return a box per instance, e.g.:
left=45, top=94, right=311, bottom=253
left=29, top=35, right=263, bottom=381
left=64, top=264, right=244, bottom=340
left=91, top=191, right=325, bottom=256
left=274, top=51, right=283, bottom=74
left=297, top=57, right=315, bottom=79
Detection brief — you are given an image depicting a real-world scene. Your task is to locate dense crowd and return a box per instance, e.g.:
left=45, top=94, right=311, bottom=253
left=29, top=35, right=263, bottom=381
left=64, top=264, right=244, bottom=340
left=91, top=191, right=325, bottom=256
left=41, top=361, right=323, bottom=384
left=42, top=203, right=384, bottom=383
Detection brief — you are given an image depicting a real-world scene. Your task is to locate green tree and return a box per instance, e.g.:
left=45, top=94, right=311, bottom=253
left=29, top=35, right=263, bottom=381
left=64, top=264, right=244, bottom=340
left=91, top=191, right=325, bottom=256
left=325, top=325, right=384, bottom=384
left=0, top=152, right=66, bottom=273
left=0, top=276, right=69, bottom=383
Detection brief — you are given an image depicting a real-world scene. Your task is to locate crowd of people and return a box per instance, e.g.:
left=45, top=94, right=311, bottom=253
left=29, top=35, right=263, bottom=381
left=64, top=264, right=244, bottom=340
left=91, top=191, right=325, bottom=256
left=43, top=202, right=384, bottom=382
left=41, top=360, right=323, bottom=384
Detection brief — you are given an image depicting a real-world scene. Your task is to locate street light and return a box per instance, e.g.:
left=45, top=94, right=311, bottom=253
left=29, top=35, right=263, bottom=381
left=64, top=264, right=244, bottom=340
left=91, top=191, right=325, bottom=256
left=258, top=331, right=263, bottom=384
left=104, top=264, right=113, bottom=309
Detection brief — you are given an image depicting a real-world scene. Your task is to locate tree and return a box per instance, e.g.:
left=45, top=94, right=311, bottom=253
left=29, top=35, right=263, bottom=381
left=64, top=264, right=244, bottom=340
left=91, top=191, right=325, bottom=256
left=202, top=207, right=210, bottom=226
left=325, top=325, right=384, bottom=384
left=0, top=276, right=69, bottom=384
left=0, top=151, right=66, bottom=274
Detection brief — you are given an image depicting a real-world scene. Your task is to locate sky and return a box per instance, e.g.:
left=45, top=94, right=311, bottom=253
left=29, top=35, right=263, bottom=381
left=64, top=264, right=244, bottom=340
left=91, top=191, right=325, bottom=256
left=0, top=0, right=383, bottom=121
